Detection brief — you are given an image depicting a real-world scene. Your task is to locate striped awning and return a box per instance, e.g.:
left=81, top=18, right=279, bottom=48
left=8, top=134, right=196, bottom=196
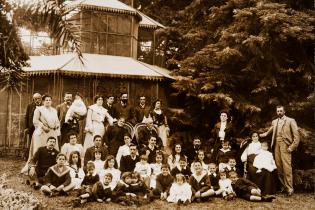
left=23, top=53, right=174, bottom=81
left=66, top=0, right=141, bottom=19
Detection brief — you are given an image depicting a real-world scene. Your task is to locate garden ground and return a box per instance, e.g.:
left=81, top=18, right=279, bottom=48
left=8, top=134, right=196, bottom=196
left=0, top=157, right=314, bottom=210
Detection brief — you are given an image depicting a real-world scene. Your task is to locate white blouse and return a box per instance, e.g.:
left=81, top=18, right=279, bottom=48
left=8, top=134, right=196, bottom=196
left=241, top=141, right=261, bottom=162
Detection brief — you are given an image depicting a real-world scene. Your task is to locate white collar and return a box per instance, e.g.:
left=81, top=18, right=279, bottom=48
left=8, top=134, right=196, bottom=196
left=220, top=148, right=231, bottom=153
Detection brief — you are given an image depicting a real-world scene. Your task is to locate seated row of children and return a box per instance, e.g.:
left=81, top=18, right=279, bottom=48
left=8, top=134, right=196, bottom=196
left=39, top=146, right=276, bottom=207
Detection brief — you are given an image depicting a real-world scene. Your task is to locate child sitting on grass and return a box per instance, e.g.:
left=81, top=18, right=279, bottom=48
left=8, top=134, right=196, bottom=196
left=113, top=172, right=150, bottom=206
left=40, top=153, right=72, bottom=197
left=68, top=151, right=85, bottom=190
left=229, top=171, right=275, bottom=202
left=92, top=173, right=113, bottom=203
left=152, top=164, right=174, bottom=200
left=167, top=173, right=192, bottom=205
left=189, top=160, right=215, bottom=202
left=216, top=171, right=236, bottom=200
left=73, top=161, right=99, bottom=206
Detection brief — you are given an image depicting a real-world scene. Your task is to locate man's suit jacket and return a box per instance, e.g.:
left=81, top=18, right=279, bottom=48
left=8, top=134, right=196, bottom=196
left=25, top=102, right=37, bottom=130
left=113, top=103, right=136, bottom=125
left=134, top=105, right=150, bottom=123
left=120, top=155, right=139, bottom=173
left=56, top=103, right=69, bottom=128
left=103, top=103, right=116, bottom=119
left=262, top=116, right=300, bottom=151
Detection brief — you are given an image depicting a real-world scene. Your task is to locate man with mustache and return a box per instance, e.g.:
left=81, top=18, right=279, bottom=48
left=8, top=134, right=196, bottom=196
left=28, top=136, right=59, bottom=189
left=260, top=105, right=300, bottom=196
left=25, top=93, right=42, bottom=149
left=113, top=93, right=136, bottom=125
left=56, top=92, right=73, bottom=148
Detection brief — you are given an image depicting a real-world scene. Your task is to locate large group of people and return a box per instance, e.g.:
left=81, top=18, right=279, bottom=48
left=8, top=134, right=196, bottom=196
left=21, top=91, right=300, bottom=207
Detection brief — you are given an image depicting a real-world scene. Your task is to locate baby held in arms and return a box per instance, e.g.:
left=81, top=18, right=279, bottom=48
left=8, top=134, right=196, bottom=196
left=65, top=93, right=87, bottom=123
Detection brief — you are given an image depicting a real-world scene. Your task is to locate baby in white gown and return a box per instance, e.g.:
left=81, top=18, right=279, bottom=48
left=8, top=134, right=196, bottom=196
left=65, top=93, right=87, bottom=123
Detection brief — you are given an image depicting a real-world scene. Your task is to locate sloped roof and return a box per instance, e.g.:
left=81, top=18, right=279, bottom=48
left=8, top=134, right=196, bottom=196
left=66, top=0, right=141, bottom=19
left=138, top=11, right=165, bottom=29
left=23, top=53, right=174, bottom=81
left=66, top=0, right=165, bottom=29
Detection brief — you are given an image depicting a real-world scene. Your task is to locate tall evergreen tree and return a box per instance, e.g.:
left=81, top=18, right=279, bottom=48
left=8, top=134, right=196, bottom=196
left=140, top=0, right=314, bottom=135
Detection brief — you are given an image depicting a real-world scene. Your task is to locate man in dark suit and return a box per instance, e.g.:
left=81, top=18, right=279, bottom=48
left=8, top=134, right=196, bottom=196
left=56, top=92, right=72, bottom=148
left=103, top=94, right=116, bottom=119
left=103, top=117, right=129, bottom=156
left=120, top=143, right=139, bottom=173
left=24, top=93, right=42, bottom=148
left=113, top=93, right=136, bottom=125
left=28, top=136, right=59, bottom=188
left=134, top=96, right=150, bottom=124
left=185, top=137, right=204, bottom=163
left=84, top=135, right=109, bottom=167
left=260, top=105, right=300, bottom=196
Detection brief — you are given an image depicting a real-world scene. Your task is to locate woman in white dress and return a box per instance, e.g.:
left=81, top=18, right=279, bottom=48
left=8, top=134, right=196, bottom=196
left=83, top=95, right=113, bottom=153
left=21, top=95, right=60, bottom=174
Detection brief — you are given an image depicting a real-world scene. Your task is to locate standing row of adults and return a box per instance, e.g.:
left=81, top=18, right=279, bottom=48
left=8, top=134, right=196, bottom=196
left=22, top=92, right=169, bottom=164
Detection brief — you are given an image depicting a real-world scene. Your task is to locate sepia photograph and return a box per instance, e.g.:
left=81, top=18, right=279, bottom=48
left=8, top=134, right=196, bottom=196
left=0, top=0, right=314, bottom=209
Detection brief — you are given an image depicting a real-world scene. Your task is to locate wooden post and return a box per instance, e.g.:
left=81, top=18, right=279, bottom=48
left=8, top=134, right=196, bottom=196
left=153, top=30, right=156, bottom=65
left=5, top=88, right=12, bottom=150
left=18, top=85, right=22, bottom=148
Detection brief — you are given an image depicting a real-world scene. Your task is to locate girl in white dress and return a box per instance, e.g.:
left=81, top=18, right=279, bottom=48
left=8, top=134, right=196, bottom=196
left=167, top=173, right=192, bottom=204
left=68, top=151, right=85, bottom=189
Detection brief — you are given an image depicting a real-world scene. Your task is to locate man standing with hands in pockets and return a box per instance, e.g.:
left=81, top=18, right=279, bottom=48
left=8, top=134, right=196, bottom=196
left=260, top=105, right=300, bottom=196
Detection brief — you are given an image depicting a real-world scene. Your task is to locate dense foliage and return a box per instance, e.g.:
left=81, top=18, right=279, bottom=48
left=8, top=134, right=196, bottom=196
left=139, top=0, right=314, bottom=136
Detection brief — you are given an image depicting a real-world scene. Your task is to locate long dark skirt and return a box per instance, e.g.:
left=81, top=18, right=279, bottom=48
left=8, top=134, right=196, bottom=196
left=255, top=169, right=277, bottom=195
left=246, top=154, right=258, bottom=184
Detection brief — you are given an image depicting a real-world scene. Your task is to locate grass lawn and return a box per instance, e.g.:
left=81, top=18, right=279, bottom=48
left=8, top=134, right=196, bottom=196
left=0, top=157, right=314, bottom=210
